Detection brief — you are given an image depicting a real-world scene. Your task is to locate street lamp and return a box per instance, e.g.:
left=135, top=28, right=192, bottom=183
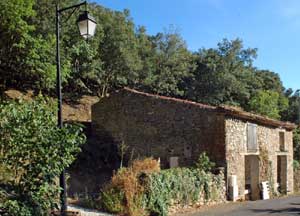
left=56, top=1, right=96, bottom=215
left=77, top=11, right=97, bottom=39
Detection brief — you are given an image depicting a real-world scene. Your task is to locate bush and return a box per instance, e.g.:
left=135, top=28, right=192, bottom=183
left=100, top=157, right=224, bottom=216
left=144, top=168, right=222, bottom=216
left=294, top=127, right=300, bottom=161
left=101, top=187, right=126, bottom=213
left=294, top=160, right=300, bottom=170
left=0, top=163, right=13, bottom=184
left=100, top=158, right=160, bottom=216
left=0, top=97, right=86, bottom=215
left=195, top=152, right=215, bottom=172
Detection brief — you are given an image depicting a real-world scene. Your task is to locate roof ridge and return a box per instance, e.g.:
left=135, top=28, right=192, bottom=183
left=121, top=87, right=296, bottom=130
left=123, top=87, right=217, bottom=110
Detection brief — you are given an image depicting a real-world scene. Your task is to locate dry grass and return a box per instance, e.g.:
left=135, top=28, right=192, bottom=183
left=4, top=89, right=99, bottom=122
left=131, top=158, right=160, bottom=174
left=103, top=158, right=160, bottom=216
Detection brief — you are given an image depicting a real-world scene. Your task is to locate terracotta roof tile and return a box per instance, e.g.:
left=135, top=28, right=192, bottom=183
left=121, top=87, right=296, bottom=130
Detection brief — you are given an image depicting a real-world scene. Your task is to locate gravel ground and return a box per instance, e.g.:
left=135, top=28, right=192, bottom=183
left=68, top=205, right=114, bottom=216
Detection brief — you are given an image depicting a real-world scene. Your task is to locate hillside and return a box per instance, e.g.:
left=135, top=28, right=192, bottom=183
left=4, top=89, right=99, bottom=122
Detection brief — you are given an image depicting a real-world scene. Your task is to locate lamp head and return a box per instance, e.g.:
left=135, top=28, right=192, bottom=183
left=77, top=11, right=97, bottom=39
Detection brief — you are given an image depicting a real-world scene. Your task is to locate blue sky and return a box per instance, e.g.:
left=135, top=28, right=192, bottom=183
left=94, top=0, right=300, bottom=91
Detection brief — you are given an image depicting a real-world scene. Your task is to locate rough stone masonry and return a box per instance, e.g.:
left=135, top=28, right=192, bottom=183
left=92, top=87, right=296, bottom=200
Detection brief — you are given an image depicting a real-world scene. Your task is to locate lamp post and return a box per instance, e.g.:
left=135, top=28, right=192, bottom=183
left=56, top=2, right=96, bottom=215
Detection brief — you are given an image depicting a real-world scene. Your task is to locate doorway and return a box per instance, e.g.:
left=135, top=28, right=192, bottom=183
left=277, top=155, right=287, bottom=193
left=245, top=155, right=260, bottom=200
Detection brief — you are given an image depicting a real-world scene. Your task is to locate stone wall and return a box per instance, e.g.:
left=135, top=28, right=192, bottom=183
left=92, top=89, right=294, bottom=200
left=168, top=171, right=227, bottom=215
left=92, top=90, right=226, bottom=168
left=225, top=117, right=294, bottom=199
left=294, top=167, right=300, bottom=192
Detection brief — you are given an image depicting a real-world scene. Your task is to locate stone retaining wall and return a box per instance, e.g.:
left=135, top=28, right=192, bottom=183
left=92, top=90, right=226, bottom=168
left=168, top=172, right=227, bottom=215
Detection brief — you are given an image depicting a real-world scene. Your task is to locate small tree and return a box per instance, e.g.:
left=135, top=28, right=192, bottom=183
left=195, top=152, right=215, bottom=172
left=0, top=97, right=86, bottom=215
left=249, top=90, right=288, bottom=120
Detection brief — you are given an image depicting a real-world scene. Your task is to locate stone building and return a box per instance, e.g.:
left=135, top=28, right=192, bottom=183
left=92, top=88, right=296, bottom=200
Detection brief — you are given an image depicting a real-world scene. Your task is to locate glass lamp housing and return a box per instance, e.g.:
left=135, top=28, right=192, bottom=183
left=77, top=11, right=97, bottom=38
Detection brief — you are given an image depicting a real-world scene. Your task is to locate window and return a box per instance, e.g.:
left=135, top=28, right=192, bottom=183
left=279, top=132, right=285, bottom=151
left=247, top=123, right=257, bottom=152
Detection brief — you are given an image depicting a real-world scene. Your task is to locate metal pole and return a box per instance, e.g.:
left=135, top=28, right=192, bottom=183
left=56, top=4, right=67, bottom=215
left=298, top=90, right=300, bottom=124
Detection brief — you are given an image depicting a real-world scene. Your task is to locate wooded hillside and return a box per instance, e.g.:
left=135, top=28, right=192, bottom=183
left=0, top=0, right=299, bottom=124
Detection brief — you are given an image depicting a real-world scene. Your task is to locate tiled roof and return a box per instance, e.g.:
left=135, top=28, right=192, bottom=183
left=121, top=87, right=296, bottom=130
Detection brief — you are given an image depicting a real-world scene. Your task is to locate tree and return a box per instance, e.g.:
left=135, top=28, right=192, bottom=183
left=133, top=26, right=157, bottom=91
left=249, top=90, right=288, bottom=120
left=145, top=28, right=194, bottom=97
left=88, top=6, right=142, bottom=97
left=281, top=89, right=300, bottom=123
left=186, top=38, right=258, bottom=107
left=0, top=97, right=86, bottom=215
left=0, top=0, right=58, bottom=91
left=255, top=70, right=284, bottom=94
left=32, top=0, right=92, bottom=92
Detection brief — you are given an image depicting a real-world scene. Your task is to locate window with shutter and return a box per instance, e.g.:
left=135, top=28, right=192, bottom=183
left=247, top=123, right=258, bottom=152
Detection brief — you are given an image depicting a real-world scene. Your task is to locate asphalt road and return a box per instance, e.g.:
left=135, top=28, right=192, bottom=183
left=174, top=195, right=300, bottom=216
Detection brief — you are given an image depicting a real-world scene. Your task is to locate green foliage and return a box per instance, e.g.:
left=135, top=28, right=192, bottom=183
left=85, top=5, right=142, bottom=97
left=0, top=163, right=14, bottom=184
left=293, top=127, right=300, bottom=161
left=101, top=187, right=126, bottom=213
left=100, top=158, right=224, bottom=216
left=185, top=38, right=258, bottom=107
left=266, top=161, right=279, bottom=197
left=282, top=89, right=300, bottom=123
left=293, top=160, right=300, bottom=170
left=0, top=1, right=297, bottom=126
left=0, top=0, right=57, bottom=90
left=144, top=168, right=224, bottom=216
left=195, top=152, right=216, bottom=172
left=143, top=28, right=194, bottom=97
left=249, top=90, right=288, bottom=119
left=0, top=97, right=86, bottom=215
left=100, top=158, right=160, bottom=216
left=0, top=200, right=32, bottom=216
left=255, top=70, right=284, bottom=94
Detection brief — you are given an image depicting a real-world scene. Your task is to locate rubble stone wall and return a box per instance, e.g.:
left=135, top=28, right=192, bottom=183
left=225, top=117, right=294, bottom=199
left=92, top=91, right=226, bottom=168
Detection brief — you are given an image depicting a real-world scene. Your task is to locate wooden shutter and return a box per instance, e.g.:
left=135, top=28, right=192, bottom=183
left=247, top=123, right=257, bottom=152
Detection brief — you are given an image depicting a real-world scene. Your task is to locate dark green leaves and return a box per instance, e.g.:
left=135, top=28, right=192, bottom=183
left=0, top=97, right=86, bottom=215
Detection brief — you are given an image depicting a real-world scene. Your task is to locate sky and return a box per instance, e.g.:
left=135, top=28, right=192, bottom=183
left=94, top=0, right=300, bottom=91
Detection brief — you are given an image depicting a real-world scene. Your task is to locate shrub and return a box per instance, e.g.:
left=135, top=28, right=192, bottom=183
left=100, top=158, right=160, bottom=216
left=100, top=157, right=224, bottom=216
left=101, top=187, right=126, bottom=213
left=294, top=160, right=300, bottom=170
left=195, top=152, right=215, bottom=172
left=0, top=163, right=13, bottom=184
left=144, top=168, right=215, bottom=216
left=0, top=97, right=86, bottom=215
left=131, top=158, right=161, bottom=174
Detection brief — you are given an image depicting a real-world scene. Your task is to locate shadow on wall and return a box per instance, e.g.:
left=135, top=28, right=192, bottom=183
left=67, top=124, right=120, bottom=197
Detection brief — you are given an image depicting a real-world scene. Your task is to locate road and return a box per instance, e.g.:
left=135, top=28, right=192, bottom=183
left=174, top=195, right=300, bottom=216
